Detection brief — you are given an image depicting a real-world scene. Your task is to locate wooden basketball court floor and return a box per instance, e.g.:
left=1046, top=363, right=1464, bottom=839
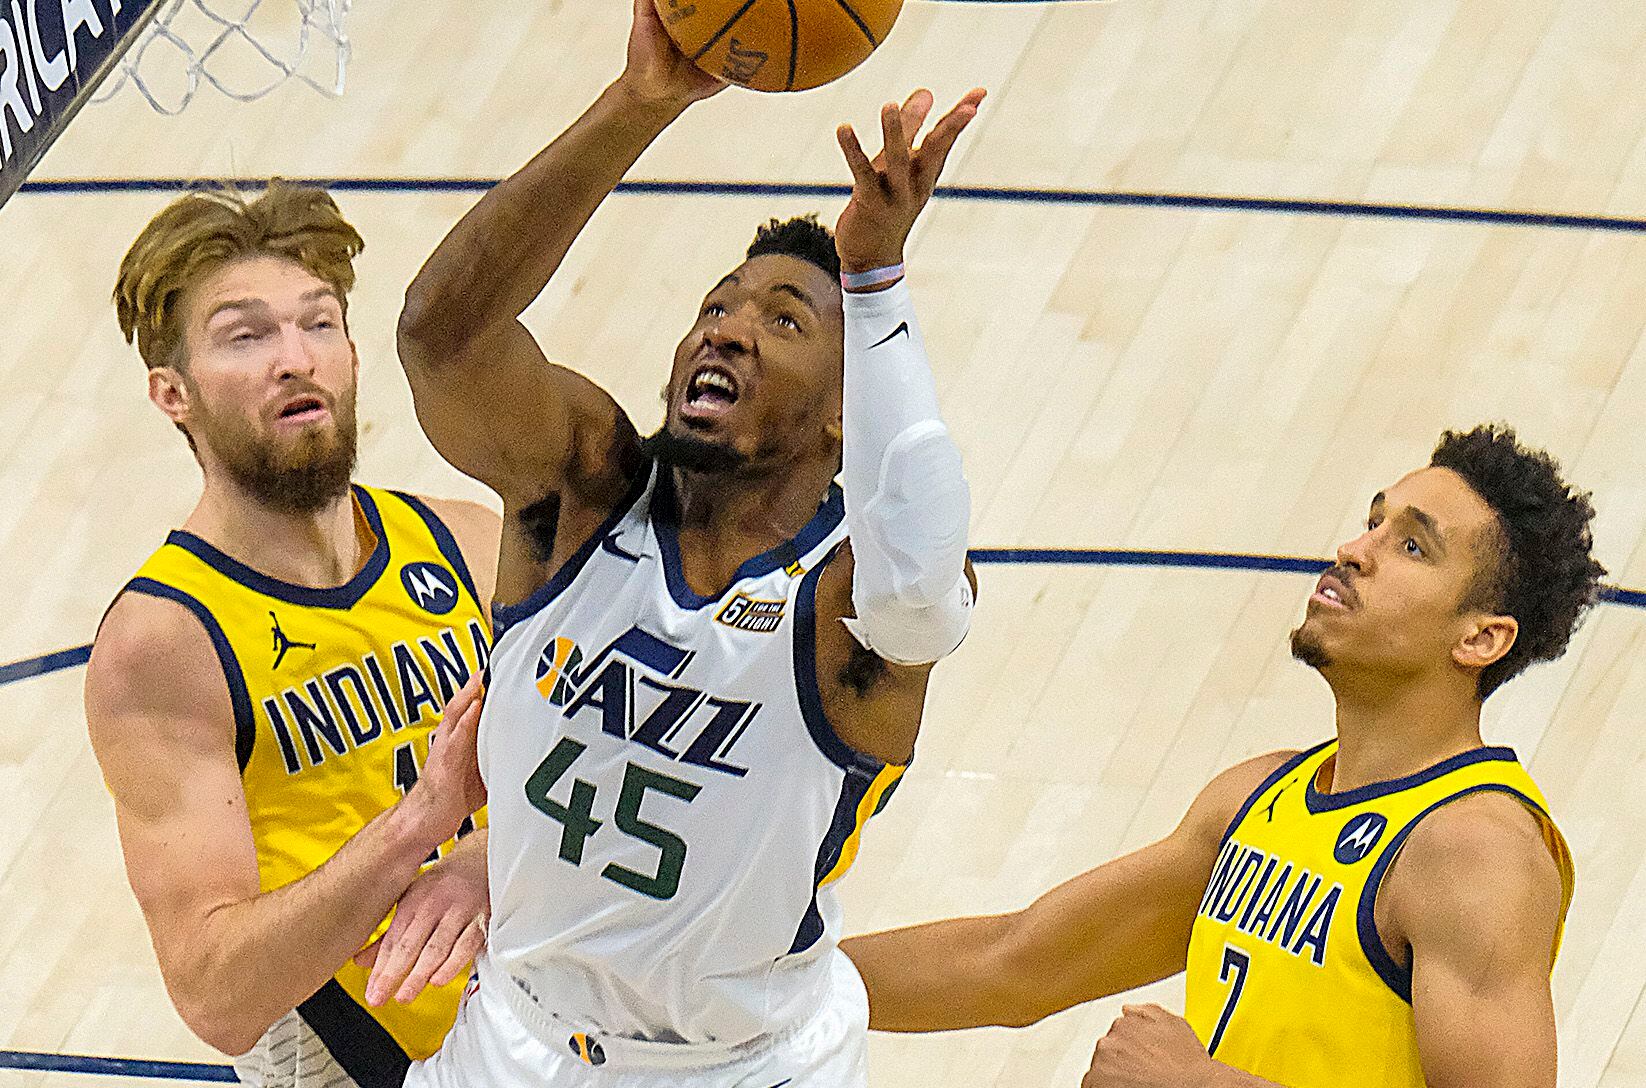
left=3, top=0, right=1646, bottom=1084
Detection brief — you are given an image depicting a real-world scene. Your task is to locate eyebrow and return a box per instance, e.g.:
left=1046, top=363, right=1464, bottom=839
left=1370, top=493, right=1447, bottom=554
left=772, top=282, right=817, bottom=312
left=206, top=287, right=340, bottom=324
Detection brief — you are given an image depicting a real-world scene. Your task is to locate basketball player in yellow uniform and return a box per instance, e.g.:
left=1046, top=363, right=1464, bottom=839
left=86, top=184, right=499, bottom=1087
left=843, top=426, right=1604, bottom=1088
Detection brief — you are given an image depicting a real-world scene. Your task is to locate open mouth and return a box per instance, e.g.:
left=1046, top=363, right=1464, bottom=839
left=276, top=395, right=329, bottom=423
left=1311, top=572, right=1354, bottom=610
left=682, top=364, right=741, bottom=421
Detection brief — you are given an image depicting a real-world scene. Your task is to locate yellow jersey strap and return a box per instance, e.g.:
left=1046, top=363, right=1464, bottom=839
left=1216, top=739, right=1335, bottom=849
left=120, top=576, right=258, bottom=771
left=384, top=489, right=483, bottom=609
left=1356, top=774, right=1569, bottom=1004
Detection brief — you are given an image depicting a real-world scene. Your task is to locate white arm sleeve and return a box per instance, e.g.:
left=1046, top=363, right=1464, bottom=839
left=839, top=278, right=974, bottom=666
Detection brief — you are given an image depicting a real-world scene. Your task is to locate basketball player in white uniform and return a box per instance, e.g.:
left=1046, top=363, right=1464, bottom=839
left=383, top=2, right=985, bottom=1084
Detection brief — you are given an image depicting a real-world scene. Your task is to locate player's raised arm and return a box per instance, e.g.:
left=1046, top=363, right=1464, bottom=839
left=86, top=596, right=485, bottom=1055
left=396, top=0, right=724, bottom=504
left=809, top=89, right=985, bottom=764
left=843, top=755, right=1284, bottom=1032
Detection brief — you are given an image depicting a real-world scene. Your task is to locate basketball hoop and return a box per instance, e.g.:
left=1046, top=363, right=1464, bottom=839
left=92, top=0, right=351, bottom=116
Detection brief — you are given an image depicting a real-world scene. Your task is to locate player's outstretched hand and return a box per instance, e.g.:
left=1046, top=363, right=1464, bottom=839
left=1082, top=1004, right=1221, bottom=1088
left=357, top=831, right=489, bottom=1006
left=620, top=0, right=727, bottom=107
left=834, top=87, right=986, bottom=274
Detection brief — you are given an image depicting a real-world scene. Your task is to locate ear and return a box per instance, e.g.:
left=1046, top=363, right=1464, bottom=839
left=1454, top=614, right=1518, bottom=672
left=148, top=366, right=191, bottom=426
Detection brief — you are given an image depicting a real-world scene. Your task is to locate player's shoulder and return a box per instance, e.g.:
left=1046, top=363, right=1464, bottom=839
left=1201, top=750, right=1304, bottom=811
left=1180, top=750, right=1306, bottom=845
left=88, top=589, right=230, bottom=737
left=1398, top=788, right=1560, bottom=889
left=408, top=493, right=501, bottom=537
left=1382, top=786, right=1566, bottom=960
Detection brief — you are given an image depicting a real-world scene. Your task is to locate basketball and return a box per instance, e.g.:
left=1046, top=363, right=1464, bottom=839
left=653, top=0, right=904, bottom=92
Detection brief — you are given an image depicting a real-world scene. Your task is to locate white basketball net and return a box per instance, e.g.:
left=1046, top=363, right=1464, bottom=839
left=93, top=0, right=351, bottom=116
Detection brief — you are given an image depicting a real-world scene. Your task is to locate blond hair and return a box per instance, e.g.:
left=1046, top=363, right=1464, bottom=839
left=114, top=181, right=365, bottom=370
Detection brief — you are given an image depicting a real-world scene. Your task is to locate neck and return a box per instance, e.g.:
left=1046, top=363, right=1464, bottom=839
left=1324, top=668, right=1486, bottom=793
left=669, top=454, right=837, bottom=560
left=185, top=472, right=366, bottom=588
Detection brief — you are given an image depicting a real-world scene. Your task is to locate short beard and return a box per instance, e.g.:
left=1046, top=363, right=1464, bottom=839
left=1289, top=624, right=1332, bottom=670
left=197, top=395, right=358, bottom=516
left=641, top=425, right=747, bottom=475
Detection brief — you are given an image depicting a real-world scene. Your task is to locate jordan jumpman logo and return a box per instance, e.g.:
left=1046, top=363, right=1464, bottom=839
left=1264, top=778, right=1298, bottom=822
left=270, top=611, right=317, bottom=669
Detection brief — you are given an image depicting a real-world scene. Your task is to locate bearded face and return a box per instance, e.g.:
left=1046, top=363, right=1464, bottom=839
left=187, top=374, right=358, bottom=514
left=155, top=255, right=361, bottom=514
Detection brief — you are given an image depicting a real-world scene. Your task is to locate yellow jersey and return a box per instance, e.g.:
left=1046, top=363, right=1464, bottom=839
left=120, top=485, right=490, bottom=1077
left=1184, top=739, right=1573, bottom=1088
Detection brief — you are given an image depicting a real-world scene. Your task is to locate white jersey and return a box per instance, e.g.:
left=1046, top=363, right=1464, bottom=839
left=478, top=463, right=903, bottom=1050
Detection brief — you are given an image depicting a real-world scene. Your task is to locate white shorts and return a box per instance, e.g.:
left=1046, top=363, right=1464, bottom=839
left=406, top=952, right=869, bottom=1088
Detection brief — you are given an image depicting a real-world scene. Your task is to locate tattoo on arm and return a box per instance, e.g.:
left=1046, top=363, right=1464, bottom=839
left=839, top=640, right=890, bottom=696
left=518, top=493, right=562, bottom=563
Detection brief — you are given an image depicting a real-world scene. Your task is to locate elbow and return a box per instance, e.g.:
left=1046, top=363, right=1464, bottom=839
left=169, top=975, right=273, bottom=1057
left=396, top=287, right=450, bottom=368
left=177, top=999, right=267, bottom=1057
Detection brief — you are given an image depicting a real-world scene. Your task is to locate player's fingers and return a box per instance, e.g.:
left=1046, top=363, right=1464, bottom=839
left=432, top=692, right=483, bottom=769
left=394, top=911, right=471, bottom=1004
left=880, top=101, right=912, bottom=186
left=352, top=938, right=380, bottom=969
left=837, top=124, right=877, bottom=188
left=899, top=88, right=935, bottom=144
left=445, top=670, right=486, bottom=722
left=429, top=915, right=488, bottom=989
left=366, top=907, right=438, bottom=1006
left=915, top=89, right=985, bottom=186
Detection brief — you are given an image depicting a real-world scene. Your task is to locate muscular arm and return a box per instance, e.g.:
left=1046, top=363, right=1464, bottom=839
left=1391, top=792, right=1566, bottom=1088
left=842, top=754, right=1286, bottom=1031
left=86, top=594, right=482, bottom=1055
left=1081, top=786, right=1568, bottom=1088
left=396, top=1, right=718, bottom=506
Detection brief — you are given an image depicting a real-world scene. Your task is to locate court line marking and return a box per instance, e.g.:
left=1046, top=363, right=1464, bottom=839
left=0, top=1049, right=236, bottom=1081
left=2, top=550, right=1638, bottom=688
left=15, top=178, right=1646, bottom=234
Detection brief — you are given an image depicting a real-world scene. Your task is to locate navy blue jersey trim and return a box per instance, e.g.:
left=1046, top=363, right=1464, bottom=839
left=124, top=578, right=256, bottom=773
left=163, top=485, right=391, bottom=610
left=1356, top=783, right=1546, bottom=1004
left=788, top=764, right=881, bottom=956
left=297, top=979, right=410, bottom=1088
left=653, top=470, right=845, bottom=610
left=1306, top=745, right=1519, bottom=814
left=392, top=491, right=481, bottom=606
left=1217, top=741, right=1333, bottom=848
left=791, top=543, right=886, bottom=774
left=491, top=469, right=653, bottom=641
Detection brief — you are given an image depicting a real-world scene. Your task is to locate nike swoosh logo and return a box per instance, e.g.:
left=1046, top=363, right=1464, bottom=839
left=601, top=532, right=643, bottom=563
left=869, top=322, right=910, bottom=348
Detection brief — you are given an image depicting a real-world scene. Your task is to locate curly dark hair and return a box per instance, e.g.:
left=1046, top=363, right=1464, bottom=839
left=1429, top=424, right=1607, bottom=699
left=746, top=215, right=840, bottom=279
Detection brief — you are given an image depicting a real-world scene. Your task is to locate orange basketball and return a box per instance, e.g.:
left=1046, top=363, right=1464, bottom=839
left=653, top=0, right=904, bottom=93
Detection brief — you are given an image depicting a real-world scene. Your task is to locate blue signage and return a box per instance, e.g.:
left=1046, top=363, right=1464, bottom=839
left=0, top=0, right=164, bottom=210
